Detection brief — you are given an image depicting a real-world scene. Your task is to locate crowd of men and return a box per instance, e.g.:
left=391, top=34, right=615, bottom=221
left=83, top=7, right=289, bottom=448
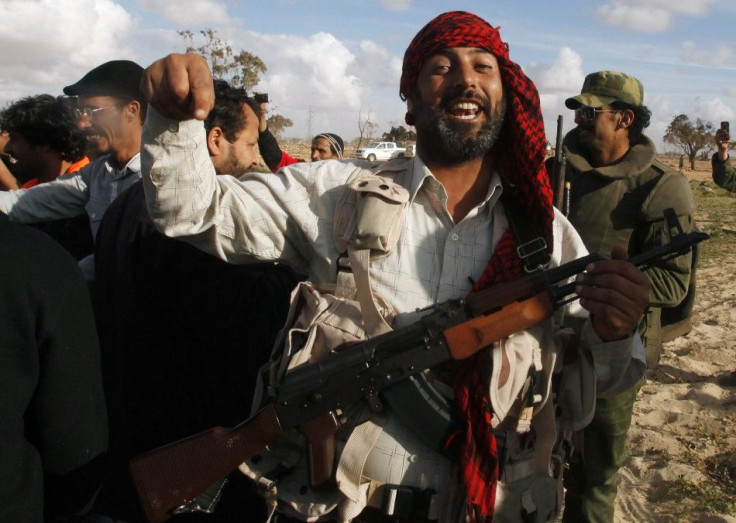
left=0, top=9, right=728, bottom=523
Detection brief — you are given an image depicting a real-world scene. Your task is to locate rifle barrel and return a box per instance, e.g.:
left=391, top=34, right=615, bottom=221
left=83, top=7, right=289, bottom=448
left=553, top=115, right=566, bottom=211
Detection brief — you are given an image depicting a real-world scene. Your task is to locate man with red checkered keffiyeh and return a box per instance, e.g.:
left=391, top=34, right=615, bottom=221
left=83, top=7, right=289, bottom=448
left=139, top=10, right=650, bottom=523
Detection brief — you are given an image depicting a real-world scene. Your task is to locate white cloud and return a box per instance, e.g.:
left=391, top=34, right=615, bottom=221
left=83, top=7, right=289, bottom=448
left=643, top=93, right=675, bottom=151
left=0, top=0, right=134, bottom=95
left=528, top=47, right=585, bottom=93
left=595, top=0, right=713, bottom=32
left=351, top=39, right=399, bottom=91
left=691, top=97, right=734, bottom=124
left=237, top=31, right=364, bottom=116
left=0, top=0, right=137, bottom=108
left=158, top=26, right=408, bottom=141
left=681, top=40, right=736, bottom=68
left=380, top=0, right=411, bottom=11
left=136, top=0, right=230, bottom=26
left=528, top=47, right=586, bottom=137
left=596, top=4, right=675, bottom=32
left=627, top=0, right=711, bottom=16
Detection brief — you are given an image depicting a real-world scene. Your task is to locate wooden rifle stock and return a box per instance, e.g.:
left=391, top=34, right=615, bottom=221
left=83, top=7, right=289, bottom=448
left=444, top=292, right=553, bottom=359
left=129, top=404, right=283, bottom=522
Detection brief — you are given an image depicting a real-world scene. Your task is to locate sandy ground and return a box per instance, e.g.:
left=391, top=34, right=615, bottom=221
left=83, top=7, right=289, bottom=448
left=613, top=159, right=736, bottom=523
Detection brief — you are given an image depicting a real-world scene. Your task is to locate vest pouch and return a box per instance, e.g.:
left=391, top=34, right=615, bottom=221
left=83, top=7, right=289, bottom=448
left=494, top=470, right=562, bottom=523
left=493, top=399, right=566, bottom=522
left=241, top=280, right=396, bottom=522
left=334, top=173, right=409, bottom=258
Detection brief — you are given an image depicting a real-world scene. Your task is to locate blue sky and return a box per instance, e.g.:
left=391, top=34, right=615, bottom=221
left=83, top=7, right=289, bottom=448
left=1, top=0, right=735, bottom=152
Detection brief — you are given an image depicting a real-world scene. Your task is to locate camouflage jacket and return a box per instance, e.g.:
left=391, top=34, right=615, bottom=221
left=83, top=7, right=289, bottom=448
left=711, top=152, right=736, bottom=192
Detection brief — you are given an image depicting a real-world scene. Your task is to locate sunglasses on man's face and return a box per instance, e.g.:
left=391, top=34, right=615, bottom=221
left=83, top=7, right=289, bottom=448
left=574, top=107, right=621, bottom=120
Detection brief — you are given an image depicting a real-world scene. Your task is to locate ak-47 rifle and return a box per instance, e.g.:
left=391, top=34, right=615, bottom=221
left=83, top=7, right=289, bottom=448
left=129, top=209, right=707, bottom=522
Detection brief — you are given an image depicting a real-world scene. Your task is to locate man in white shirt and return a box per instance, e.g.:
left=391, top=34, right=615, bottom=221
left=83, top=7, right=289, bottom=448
left=137, top=11, right=650, bottom=522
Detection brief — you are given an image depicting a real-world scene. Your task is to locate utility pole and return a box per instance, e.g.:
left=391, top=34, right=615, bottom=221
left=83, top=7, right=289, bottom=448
left=306, top=105, right=313, bottom=142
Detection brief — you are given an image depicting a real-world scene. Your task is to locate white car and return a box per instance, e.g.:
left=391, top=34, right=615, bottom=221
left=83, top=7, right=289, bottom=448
left=354, top=141, right=407, bottom=161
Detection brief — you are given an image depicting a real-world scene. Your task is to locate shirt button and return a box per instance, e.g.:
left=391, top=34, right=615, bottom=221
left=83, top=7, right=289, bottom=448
left=168, top=122, right=179, bottom=133
left=408, top=454, right=419, bottom=464
left=451, top=233, right=459, bottom=241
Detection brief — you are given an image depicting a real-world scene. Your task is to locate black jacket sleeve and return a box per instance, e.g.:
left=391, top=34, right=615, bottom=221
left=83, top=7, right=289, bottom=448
left=258, top=128, right=285, bottom=172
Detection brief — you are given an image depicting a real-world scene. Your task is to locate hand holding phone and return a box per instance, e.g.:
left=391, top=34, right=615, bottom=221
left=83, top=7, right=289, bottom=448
left=716, top=122, right=731, bottom=157
left=717, top=121, right=730, bottom=142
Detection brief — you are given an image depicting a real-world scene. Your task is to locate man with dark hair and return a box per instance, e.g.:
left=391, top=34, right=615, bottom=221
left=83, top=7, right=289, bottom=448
left=0, top=95, right=93, bottom=259
left=0, top=94, right=88, bottom=188
left=205, top=79, right=262, bottom=177
left=550, top=71, right=696, bottom=523
left=138, top=12, right=650, bottom=522
left=257, top=98, right=344, bottom=172
left=92, top=78, right=300, bottom=520
left=0, top=60, right=145, bottom=279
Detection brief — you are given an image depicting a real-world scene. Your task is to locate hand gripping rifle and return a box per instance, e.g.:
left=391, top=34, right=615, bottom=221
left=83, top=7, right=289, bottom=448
left=129, top=209, right=707, bottom=522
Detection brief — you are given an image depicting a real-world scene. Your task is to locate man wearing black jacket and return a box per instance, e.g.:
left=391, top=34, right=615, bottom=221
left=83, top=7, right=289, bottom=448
left=0, top=214, right=108, bottom=521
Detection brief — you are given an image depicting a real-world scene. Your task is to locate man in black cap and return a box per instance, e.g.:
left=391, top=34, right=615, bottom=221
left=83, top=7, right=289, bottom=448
left=0, top=60, right=145, bottom=280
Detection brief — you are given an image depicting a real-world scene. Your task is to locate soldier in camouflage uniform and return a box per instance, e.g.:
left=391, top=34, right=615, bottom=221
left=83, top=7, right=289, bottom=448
left=712, top=124, right=735, bottom=191
left=548, top=71, right=696, bottom=523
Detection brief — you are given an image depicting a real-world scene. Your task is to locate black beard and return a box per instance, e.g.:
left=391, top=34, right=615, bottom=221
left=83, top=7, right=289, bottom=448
left=413, top=94, right=507, bottom=164
left=220, top=155, right=249, bottom=178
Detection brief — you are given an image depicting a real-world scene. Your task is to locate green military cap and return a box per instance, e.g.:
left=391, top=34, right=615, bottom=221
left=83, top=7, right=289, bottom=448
left=565, top=70, right=644, bottom=109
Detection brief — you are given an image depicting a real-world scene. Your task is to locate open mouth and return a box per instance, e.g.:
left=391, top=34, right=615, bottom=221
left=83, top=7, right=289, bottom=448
left=448, top=101, right=482, bottom=121
left=84, top=128, right=106, bottom=142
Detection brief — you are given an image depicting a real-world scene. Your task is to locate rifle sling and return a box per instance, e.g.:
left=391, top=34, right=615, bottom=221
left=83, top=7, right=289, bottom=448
left=503, top=193, right=551, bottom=273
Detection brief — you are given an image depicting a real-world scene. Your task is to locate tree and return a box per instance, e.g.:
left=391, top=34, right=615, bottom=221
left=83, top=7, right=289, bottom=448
left=267, top=114, right=294, bottom=140
left=357, top=109, right=378, bottom=148
left=663, top=114, right=715, bottom=170
left=178, top=28, right=267, bottom=91
left=178, top=28, right=293, bottom=138
left=381, top=125, right=416, bottom=145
